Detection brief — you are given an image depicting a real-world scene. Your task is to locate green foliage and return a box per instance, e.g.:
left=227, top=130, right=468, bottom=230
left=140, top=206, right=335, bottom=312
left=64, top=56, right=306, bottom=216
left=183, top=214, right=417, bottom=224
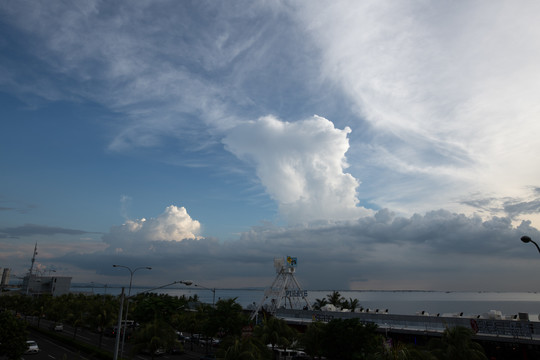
left=343, top=298, right=360, bottom=312
left=371, top=341, right=437, bottom=360
left=63, top=293, right=88, bottom=339
left=0, top=292, right=490, bottom=360
left=209, top=298, right=247, bottom=338
left=0, top=310, right=28, bottom=359
left=313, top=298, right=328, bottom=310
left=253, top=315, right=298, bottom=352
left=326, top=291, right=346, bottom=308
left=130, top=317, right=178, bottom=358
left=221, top=336, right=271, bottom=360
left=30, top=324, right=114, bottom=360
left=86, top=295, right=118, bottom=348
left=300, top=321, right=325, bottom=358
left=428, top=326, right=487, bottom=360
left=130, top=293, right=190, bottom=323
left=320, top=318, right=381, bottom=360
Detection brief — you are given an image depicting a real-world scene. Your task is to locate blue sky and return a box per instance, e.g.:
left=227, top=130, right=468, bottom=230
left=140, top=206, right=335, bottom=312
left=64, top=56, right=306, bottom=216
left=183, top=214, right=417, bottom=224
left=1, top=1, right=540, bottom=292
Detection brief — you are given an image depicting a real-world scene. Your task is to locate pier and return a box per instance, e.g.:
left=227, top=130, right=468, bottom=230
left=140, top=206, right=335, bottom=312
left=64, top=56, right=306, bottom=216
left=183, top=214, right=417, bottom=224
left=275, top=308, right=540, bottom=345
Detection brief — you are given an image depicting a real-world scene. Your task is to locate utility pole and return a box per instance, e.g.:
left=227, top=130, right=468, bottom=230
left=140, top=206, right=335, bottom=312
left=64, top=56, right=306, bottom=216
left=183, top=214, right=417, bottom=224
left=113, top=287, right=125, bottom=360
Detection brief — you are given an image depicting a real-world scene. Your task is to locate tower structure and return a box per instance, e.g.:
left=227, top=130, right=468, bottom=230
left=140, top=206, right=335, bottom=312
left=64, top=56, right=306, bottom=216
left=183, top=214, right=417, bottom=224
left=250, top=256, right=312, bottom=320
left=25, top=243, right=38, bottom=295
left=1, top=268, right=11, bottom=287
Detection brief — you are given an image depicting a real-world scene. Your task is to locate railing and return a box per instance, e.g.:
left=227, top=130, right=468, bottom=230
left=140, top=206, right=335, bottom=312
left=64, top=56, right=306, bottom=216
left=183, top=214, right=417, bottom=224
left=275, top=309, right=540, bottom=344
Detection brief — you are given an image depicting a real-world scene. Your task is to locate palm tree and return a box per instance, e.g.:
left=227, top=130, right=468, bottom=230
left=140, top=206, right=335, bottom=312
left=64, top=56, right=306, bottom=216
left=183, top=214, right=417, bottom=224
left=0, top=310, right=28, bottom=359
left=313, top=298, right=328, bottom=310
left=254, top=315, right=297, bottom=359
left=326, top=291, right=345, bottom=308
left=94, top=306, right=116, bottom=348
left=429, top=326, right=487, bottom=360
left=300, top=321, right=325, bottom=359
left=130, top=317, right=178, bottom=359
left=373, top=341, right=437, bottom=360
left=209, top=297, right=246, bottom=338
left=223, top=336, right=270, bottom=360
left=342, top=298, right=360, bottom=312
left=63, top=293, right=87, bottom=340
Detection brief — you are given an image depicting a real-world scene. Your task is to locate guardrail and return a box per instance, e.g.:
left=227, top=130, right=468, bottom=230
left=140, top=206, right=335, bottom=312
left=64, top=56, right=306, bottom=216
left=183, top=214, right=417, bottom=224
left=275, top=309, right=540, bottom=344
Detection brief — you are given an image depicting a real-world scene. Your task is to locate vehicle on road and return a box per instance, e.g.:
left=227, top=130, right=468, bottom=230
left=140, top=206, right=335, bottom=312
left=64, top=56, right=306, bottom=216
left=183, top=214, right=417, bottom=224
left=50, top=323, right=63, bottom=331
left=25, top=340, right=39, bottom=354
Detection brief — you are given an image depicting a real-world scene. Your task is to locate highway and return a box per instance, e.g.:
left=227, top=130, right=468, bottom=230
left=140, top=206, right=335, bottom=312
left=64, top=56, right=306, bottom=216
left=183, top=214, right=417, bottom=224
left=24, top=328, right=93, bottom=359
left=23, top=318, right=211, bottom=360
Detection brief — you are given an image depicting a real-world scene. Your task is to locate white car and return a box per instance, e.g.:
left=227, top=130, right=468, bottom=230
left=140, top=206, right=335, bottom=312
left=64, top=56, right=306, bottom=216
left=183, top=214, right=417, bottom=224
left=25, top=340, right=39, bottom=354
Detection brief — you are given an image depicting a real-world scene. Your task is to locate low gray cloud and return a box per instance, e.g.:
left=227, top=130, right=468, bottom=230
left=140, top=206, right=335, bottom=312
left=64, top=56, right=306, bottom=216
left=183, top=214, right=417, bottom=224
left=0, top=224, right=97, bottom=239
left=52, top=208, right=540, bottom=291
left=504, top=199, right=540, bottom=218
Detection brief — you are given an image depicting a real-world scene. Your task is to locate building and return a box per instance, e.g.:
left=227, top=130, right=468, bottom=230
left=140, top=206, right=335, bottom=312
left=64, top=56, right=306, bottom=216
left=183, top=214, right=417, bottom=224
left=0, top=267, right=10, bottom=287
left=22, top=275, right=72, bottom=296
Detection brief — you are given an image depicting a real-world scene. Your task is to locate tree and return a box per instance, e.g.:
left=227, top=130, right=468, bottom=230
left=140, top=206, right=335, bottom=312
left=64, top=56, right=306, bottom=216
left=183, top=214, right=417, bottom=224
left=0, top=310, right=28, bottom=360
left=130, top=317, right=178, bottom=359
left=343, top=298, right=360, bottom=312
left=209, top=298, right=247, bottom=338
left=253, top=315, right=297, bottom=359
left=29, top=294, right=52, bottom=328
left=222, top=336, right=271, bottom=360
left=195, top=302, right=214, bottom=352
left=62, top=293, right=87, bottom=339
left=300, top=321, right=325, bottom=359
left=320, top=318, right=380, bottom=360
left=86, top=295, right=118, bottom=348
left=177, top=310, right=200, bottom=351
left=313, top=298, right=328, bottom=310
left=326, top=291, right=345, bottom=308
left=372, top=341, right=437, bottom=360
left=130, top=293, right=189, bottom=324
left=429, top=326, right=487, bottom=360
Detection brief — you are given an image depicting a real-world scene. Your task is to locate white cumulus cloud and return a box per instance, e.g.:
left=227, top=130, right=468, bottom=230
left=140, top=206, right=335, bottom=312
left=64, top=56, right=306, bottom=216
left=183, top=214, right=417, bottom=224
left=223, top=115, right=373, bottom=224
left=103, top=205, right=201, bottom=252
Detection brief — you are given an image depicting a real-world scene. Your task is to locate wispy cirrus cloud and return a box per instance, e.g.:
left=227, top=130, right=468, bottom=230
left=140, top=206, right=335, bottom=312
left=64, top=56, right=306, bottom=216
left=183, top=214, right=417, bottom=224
left=291, top=1, right=540, bottom=221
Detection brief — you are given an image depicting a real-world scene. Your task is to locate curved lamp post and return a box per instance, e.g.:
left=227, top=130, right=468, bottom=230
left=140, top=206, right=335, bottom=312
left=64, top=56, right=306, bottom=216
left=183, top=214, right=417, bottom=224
left=521, top=236, right=540, bottom=253
left=112, top=279, right=190, bottom=360
left=112, top=264, right=151, bottom=359
left=184, top=281, right=216, bottom=306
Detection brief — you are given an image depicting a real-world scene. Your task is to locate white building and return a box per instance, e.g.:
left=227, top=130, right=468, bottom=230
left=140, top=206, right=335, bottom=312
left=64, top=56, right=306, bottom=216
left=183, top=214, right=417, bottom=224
left=22, top=275, right=72, bottom=296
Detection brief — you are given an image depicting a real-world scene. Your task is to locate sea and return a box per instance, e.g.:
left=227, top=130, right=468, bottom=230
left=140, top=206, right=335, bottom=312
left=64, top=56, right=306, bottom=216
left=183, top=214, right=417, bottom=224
left=73, top=285, right=540, bottom=321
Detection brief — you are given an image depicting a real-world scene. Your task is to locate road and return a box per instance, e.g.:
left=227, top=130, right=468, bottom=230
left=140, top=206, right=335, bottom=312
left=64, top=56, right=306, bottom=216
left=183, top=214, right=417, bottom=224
left=24, top=328, right=93, bottom=360
left=23, top=318, right=212, bottom=360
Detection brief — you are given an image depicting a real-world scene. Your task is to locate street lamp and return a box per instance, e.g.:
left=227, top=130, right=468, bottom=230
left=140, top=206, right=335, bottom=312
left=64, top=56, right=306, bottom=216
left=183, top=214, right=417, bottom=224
left=90, top=281, right=108, bottom=296
left=112, top=280, right=192, bottom=360
left=184, top=281, right=216, bottom=306
left=112, top=264, right=151, bottom=359
left=521, top=236, right=540, bottom=253
left=140, top=280, right=192, bottom=294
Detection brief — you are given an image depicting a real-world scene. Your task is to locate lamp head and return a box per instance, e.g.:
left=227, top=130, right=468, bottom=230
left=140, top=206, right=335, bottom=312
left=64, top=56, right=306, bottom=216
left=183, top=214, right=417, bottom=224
left=521, top=236, right=532, bottom=243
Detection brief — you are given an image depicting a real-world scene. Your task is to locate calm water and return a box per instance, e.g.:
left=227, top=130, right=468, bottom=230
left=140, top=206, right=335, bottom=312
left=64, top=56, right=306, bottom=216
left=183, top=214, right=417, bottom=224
left=77, top=285, right=540, bottom=320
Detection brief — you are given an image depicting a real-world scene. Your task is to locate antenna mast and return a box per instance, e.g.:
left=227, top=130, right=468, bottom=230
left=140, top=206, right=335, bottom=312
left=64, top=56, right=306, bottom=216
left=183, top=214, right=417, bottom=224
left=29, top=242, right=38, bottom=276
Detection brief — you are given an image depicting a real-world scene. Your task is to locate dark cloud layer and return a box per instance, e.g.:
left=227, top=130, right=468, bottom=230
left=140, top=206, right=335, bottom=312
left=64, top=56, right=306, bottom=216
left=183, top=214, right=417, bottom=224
left=52, top=209, right=540, bottom=291
left=0, top=224, right=97, bottom=239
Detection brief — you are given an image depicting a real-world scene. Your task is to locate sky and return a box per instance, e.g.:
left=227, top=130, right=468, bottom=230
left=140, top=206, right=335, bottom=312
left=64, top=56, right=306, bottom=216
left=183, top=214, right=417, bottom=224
left=1, top=0, right=540, bottom=293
